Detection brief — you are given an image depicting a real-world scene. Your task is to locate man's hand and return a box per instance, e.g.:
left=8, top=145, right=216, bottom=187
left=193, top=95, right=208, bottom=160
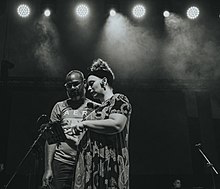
left=42, top=169, right=53, bottom=187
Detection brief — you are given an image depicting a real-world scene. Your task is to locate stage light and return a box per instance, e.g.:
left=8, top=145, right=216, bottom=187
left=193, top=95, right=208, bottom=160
left=186, top=6, right=200, bottom=20
left=105, top=0, right=120, bottom=18
left=40, top=0, right=56, bottom=17
left=132, top=4, right=146, bottom=18
left=110, top=9, right=116, bottom=17
left=163, top=10, right=170, bottom=18
left=75, top=4, right=89, bottom=18
left=17, top=4, right=30, bottom=18
left=44, top=8, right=51, bottom=17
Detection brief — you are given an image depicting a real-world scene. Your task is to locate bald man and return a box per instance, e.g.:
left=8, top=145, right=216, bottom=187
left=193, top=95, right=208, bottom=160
left=42, top=70, right=96, bottom=189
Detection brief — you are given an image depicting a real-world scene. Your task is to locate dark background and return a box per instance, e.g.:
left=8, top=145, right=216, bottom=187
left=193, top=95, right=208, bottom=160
left=0, top=0, right=220, bottom=188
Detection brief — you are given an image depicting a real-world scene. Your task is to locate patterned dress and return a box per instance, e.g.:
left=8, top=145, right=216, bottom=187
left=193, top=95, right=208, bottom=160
left=72, top=93, right=132, bottom=189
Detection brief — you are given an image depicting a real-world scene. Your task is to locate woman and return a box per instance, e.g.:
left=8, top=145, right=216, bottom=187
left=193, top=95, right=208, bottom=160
left=65, top=58, right=132, bottom=189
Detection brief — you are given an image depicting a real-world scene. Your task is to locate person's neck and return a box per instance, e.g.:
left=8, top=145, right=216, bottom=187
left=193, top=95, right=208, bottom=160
left=68, top=96, right=85, bottom=108
left=100, top=89, right=113, bottom=103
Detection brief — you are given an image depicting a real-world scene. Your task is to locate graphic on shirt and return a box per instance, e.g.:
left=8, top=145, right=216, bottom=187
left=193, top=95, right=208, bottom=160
left=52, top=100, right=93, bottom=165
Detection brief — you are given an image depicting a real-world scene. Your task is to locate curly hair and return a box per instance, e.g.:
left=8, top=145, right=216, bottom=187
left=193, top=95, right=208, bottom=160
left=87, top=58, right=115, bottom=87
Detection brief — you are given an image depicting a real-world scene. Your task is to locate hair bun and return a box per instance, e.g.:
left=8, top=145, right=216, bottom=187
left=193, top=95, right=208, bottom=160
left=91, top=59, right=113, bottom=74
left=88, top=58, right=115, bottom=86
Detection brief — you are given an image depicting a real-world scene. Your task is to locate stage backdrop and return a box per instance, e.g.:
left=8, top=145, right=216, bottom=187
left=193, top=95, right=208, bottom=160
left=1, top=81, right=220, bottom=189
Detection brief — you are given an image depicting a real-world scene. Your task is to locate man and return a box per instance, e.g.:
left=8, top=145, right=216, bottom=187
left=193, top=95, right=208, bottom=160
left=42, top=70, right=96, bottom=189
left=172, top=179, right=182, bottom=189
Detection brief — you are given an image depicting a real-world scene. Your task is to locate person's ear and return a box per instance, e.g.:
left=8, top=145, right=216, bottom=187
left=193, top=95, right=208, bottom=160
left=100, top=77, right=107, bottom=90
left=83, top=79, right=87, bottom=87
left=101, top=77, right=107, bottom=85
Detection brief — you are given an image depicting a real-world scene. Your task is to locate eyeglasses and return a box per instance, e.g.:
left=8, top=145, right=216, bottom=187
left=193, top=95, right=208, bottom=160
left=64, top=82, right=81, bottom=89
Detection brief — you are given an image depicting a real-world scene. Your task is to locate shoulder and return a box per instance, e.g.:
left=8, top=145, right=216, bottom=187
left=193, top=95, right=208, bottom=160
left=113, top=93, right=130, bottom=104
left=85, top=98, right=101, bottom=109
left=111, top=93, right=132, bottom=112
left=53, top=99, right=68, bottom=108
left=57, top=99, right=67, bottom=106
left=50, top=99, right=67, bottom=120
left=110, top=93, right=132, bottom=115
left=85, top=98, right=99, bottom=105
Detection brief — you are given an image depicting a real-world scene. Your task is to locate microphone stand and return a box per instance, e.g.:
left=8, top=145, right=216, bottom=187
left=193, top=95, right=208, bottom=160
left=195, top=143, right=218, bottom=189
left=3, top=115, right=49, bottom=189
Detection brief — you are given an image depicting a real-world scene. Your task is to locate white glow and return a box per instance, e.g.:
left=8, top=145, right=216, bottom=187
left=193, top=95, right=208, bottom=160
left=44, top=9, right=51, bottom=17
left=132, top=4, right=146, bottom=18
left=17, top=4, right=30, bottom=18
left=187, top=6, right=200, bottom=20
left=110, top=9, right=116, bottom=17
left=163, top=11, right=170, bottom=18
left=75, top=4, right=89, bottom=18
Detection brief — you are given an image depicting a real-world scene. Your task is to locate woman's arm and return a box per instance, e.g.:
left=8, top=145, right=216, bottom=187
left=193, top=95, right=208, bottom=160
left=63, top=113, right=127, bottom=137
left=82, top=113, right=127, bottom=135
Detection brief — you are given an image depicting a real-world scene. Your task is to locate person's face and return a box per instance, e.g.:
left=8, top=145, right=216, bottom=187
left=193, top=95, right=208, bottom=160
left=87, top=75, right=104, bottom=100
left=173, top=180, right=181, bottom=188
left=65, top=73, right=85, bottom=101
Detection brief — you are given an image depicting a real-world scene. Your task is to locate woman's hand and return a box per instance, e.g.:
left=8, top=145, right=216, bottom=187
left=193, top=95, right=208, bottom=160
left=74, top=122, right=84, bottom=133
left=63, top=122, right=85, bottom=141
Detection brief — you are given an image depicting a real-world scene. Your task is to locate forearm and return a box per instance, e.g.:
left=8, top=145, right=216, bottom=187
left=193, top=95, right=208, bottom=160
left=82, top=119, right=123, bottom=135
left=44, top=142, right=56, bottom=170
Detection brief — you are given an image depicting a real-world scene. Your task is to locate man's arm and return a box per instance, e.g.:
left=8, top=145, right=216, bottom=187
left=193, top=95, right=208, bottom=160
left=44, top=141, right=56, bottom=171
left=42, top=141, right=56, bottom=186
left=42, top=102, right=60, bottom=186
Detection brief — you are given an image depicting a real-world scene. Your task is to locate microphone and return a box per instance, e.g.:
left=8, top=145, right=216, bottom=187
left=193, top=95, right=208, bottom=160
left=37, top=114, right=50, bottom=132
left=37, top=114, right=49, bottom=125
left=195, top=143, right=202, bottom=148
left=40, top=120, right=61, bottom=130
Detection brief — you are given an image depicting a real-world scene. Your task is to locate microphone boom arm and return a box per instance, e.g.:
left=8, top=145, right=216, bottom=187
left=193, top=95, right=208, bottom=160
left=196, top=145, right=218, bottom=175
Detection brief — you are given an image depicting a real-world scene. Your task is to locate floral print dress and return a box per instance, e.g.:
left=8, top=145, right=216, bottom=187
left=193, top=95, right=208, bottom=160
left=72, top=93, right=132, bottom=189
